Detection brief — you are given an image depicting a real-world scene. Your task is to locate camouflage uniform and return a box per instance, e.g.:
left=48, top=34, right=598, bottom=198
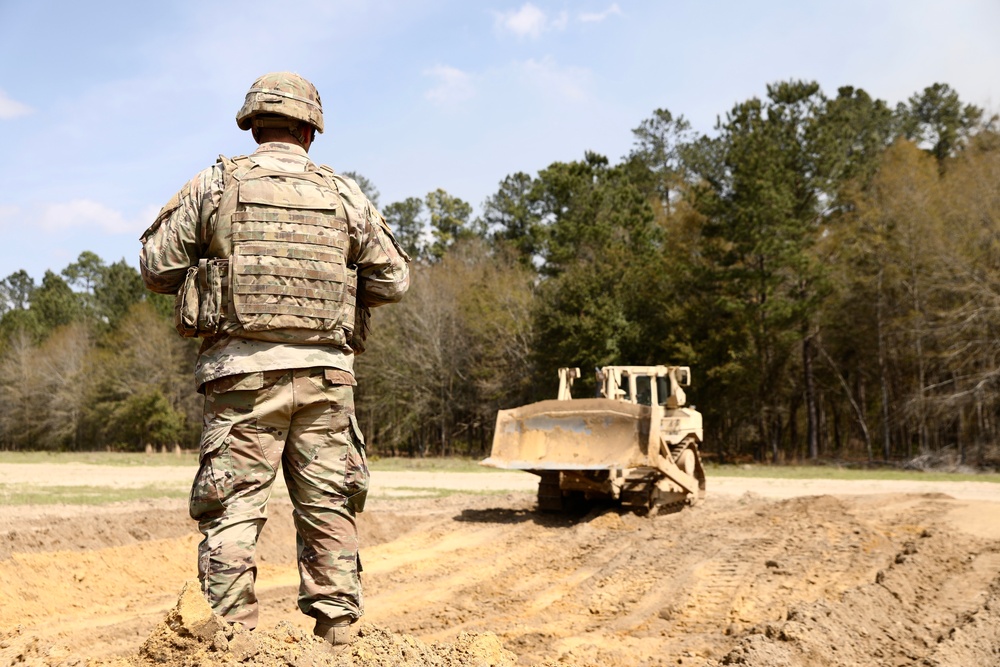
left=140, top=139, right=408, bottom=629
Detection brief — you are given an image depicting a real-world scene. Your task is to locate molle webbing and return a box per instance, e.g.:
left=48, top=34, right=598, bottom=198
left=228, top=162, right=355, bottom=337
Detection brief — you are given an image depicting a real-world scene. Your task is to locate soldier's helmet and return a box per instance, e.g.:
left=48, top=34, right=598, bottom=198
left=236, top=72, right=324, bottom=133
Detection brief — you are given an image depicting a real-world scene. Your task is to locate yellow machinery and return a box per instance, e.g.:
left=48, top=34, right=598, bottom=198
left=482, top=366, right=706, bottom=512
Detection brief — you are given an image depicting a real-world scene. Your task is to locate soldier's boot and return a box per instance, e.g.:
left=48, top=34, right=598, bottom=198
left=313, top=616, right=358, bottom=647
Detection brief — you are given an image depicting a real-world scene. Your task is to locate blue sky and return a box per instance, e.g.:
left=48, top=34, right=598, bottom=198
left=1, top=0, right=998, bottom=282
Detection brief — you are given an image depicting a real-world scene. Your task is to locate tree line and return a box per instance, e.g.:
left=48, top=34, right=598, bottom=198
left=0, top=253, right=198, bottom=451
left=2, top=80, right=998, bottom=466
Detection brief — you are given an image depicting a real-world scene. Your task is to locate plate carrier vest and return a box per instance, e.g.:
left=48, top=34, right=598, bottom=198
left=178, top=154, right=357, bottom=347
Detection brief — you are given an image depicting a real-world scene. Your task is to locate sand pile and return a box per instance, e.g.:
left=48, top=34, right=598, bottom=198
left=1, top=581, right=521, bottom=667
left=99, top=581, right=519, bottom=667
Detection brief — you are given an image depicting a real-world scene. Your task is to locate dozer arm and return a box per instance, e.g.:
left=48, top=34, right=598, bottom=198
left=650, top=436, right=699, bottom=495
left=647, top=398, right=699, bottom=496
left=557, top=367, right=580, bottom=401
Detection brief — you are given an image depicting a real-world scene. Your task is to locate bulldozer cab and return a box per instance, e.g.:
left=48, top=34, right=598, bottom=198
left=561, top=365, right=691, bottom=409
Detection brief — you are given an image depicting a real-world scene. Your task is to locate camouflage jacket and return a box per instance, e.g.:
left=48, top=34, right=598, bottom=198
left=139, top=142, right=409, bottom=389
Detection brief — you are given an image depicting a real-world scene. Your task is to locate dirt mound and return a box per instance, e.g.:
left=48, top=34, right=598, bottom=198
left=2, top=581, right=521, bottom=667
left=716, top=529, right=1000, bottom=666
left=133, top=581, right=519, bottom=667
left=0, top=499, right=194, bottom=561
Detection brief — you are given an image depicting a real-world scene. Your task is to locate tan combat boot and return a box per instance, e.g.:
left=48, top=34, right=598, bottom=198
left=313, top=616, right=358, bottom=647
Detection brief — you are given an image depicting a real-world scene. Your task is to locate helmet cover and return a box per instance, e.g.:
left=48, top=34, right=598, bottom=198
left=236, top=71, right=324, bottom=133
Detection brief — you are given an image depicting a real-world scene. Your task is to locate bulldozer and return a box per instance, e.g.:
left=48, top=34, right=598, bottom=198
left=481, top=365, right=706, bottom=513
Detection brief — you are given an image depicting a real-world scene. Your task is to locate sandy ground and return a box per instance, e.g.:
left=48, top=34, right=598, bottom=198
left=2, top=464, right=1000, bottom=666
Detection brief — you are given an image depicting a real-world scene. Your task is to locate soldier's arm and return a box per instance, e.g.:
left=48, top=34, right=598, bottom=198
left=353, top=199, right=410, bottom=308
left=138, top=166, right=220, bottom=294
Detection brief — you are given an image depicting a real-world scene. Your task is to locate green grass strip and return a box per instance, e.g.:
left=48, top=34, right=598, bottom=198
left=0, top=451, right=198, bottom=467
left=371, top=485, right=516, bottom=500
left=2, top=452, right=997, bottom=484
left=0, top=483, right=188, bottom=506
left=707, top=464, right=1000, bottom=484
left=368, top=456, right=510, bottom=473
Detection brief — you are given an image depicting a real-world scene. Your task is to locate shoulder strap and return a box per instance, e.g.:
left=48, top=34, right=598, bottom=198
left=225, top=155, right=255, bottom=183
left=209, top=155, right=252, bottom=250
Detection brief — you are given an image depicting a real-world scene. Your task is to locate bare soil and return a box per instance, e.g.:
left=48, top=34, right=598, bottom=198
left=2, top=467, right=1000, bottom=667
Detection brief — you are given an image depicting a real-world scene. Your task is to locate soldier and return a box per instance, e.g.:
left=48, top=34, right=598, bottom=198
left=139, top=72, right=409, bottom=647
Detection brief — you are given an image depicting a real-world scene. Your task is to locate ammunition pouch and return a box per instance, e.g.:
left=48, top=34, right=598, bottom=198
left=174, top=259, right=229, bottom=338
left=174, top=258, right=364, bottom=348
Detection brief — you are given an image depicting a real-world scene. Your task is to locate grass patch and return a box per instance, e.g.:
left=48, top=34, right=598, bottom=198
left=371, top=485, right=515, bottom=500
left=707, top=464, right=1000, bottom=484
left=3, top=451, right=997, bottom=485
left=0, top=483, right=189, bottom=506
left=0, top=451, right=198, bottom=466
left=368, top=456, right=503, bottom=473
left=0, top=452, right=497, bottom=472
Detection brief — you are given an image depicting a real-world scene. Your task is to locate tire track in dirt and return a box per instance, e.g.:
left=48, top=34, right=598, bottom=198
left=343, top=505, right=665, bottom=662
left=667, top=536, right=780, bottom=635
left=349, top=494, right=922, bottom=664
left=365, top=508, right=598, bottom=633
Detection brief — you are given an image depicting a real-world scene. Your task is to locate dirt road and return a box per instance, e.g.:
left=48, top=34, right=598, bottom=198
left=2, top=466, right=999, bottom=666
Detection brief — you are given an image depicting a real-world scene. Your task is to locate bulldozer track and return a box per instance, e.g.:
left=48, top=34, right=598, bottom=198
left=536, top=472, right=564, bottom=512
left=670, top=537, right=781, bottom=634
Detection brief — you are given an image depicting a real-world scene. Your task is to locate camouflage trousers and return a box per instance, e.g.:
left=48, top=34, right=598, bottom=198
left=189, top=367, right=368, bottom=630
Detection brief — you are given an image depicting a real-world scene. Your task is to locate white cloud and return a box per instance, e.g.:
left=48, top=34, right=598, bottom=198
left=519, top=57, right=593, bottom=102
left=423, top=65, right=476, bottom=106
left=36, top=200, right=156, bottom=235
left=579, top=3, right=623, bottom=23
left=495, top=3, right=566, bottom=39
left=0, top=90, right=33, bottom=119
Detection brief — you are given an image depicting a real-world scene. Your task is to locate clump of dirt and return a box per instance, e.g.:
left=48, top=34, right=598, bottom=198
left=99, top=581, right=520, bottom=667
left=0, top=625, right=77, bottom=667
